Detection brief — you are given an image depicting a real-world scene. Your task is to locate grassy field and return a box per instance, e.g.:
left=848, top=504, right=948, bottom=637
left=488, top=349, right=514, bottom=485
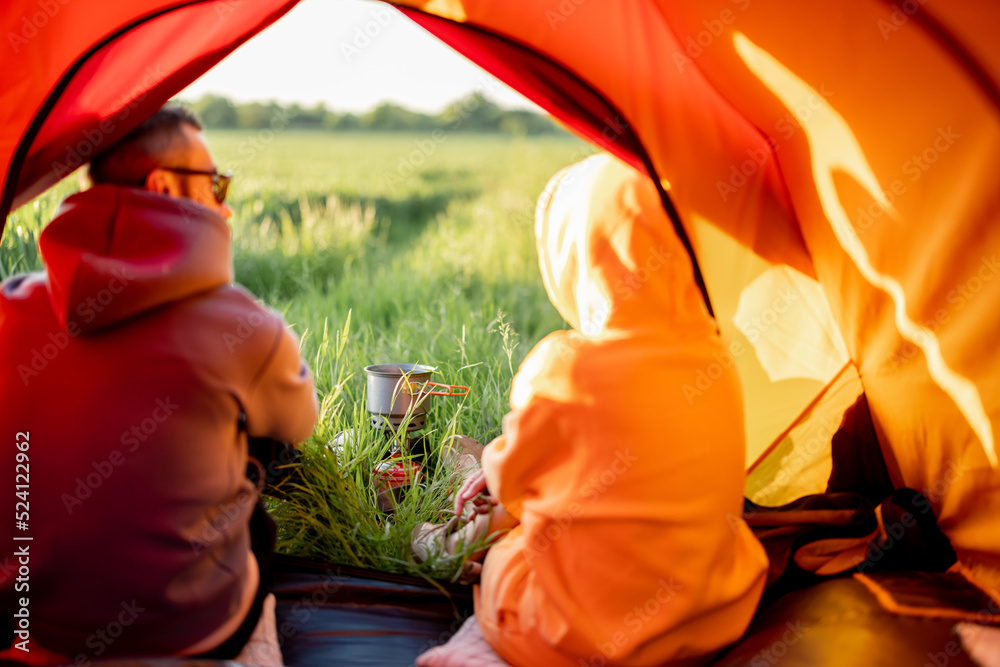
left=2, top=130, right=593, bottom=581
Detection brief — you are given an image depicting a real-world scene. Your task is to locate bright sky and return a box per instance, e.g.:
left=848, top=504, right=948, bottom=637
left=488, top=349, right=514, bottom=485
left=180, top=0, right=539, bottom=114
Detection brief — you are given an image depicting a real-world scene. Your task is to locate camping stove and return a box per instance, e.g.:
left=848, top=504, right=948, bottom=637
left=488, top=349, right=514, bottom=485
left=370, top=411, right=428, bottom=433
left=369, top=416, right=431, bottom=456
left=352, top=363, right=469, bottom=511
left=367, top=388, right=431, bottom=455
left=368, top=418, right=432, bottom=513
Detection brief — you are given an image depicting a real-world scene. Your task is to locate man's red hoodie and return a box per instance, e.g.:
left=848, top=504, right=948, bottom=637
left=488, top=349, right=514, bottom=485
left=0, top=186, right=318, bottom=659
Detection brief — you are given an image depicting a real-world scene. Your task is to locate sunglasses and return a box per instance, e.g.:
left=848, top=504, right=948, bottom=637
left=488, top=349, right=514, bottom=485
left=156, top=166, right=232, bottom=204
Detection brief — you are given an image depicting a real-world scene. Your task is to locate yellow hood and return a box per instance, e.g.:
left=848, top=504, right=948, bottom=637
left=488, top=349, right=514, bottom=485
left=535, top=153, right=713, bottom=340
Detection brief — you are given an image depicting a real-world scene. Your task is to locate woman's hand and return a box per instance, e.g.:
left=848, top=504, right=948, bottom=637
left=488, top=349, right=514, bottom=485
left=454, top=469, right=496, bottom=517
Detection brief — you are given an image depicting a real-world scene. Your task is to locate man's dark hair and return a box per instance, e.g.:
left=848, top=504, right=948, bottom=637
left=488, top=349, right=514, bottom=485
left=88, top=104, right=202, bottom=186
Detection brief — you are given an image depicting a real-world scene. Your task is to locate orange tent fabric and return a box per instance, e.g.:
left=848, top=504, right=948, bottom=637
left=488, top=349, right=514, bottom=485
left=478, top=152, right=768, bottom=666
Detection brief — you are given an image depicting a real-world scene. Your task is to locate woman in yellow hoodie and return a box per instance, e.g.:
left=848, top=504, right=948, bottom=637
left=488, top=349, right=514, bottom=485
left=420, top=152, right=768, bottom=667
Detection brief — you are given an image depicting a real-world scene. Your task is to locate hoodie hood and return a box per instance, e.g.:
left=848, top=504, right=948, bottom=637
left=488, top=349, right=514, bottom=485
left=39, top=185, right=233, bottom=333
left=534, top=153, right=714, bottom=339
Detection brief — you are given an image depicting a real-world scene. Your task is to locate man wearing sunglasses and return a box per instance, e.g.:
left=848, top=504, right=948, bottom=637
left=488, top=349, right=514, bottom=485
left=89, top=105, right=234, bottom=215
left=0, top=104, right=317, bottom=665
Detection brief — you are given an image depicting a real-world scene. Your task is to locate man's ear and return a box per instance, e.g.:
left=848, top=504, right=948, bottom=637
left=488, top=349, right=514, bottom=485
left=144, top=168, right=179, bottom=196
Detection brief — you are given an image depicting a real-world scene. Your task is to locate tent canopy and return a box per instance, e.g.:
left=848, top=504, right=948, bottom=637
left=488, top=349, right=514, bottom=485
left=3, top=0, right=999, bottom=588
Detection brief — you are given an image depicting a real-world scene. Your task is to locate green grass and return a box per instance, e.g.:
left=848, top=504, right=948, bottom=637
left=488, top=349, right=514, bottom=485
left=2, top=130, right=593, bottom=580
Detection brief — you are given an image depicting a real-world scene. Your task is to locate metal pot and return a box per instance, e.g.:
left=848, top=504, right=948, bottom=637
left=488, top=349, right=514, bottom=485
left=364, top=364, right=468, bottom=425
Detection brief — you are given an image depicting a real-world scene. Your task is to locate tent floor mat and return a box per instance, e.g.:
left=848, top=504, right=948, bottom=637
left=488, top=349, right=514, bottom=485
left=271, top=561, right=989, bottom=667
left=2, top=561, right=990, bottom=666
left=269, top=554, right=474, bottom=667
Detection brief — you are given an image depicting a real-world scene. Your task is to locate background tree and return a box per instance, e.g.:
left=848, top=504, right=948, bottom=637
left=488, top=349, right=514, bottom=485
left=191, top=94, right=237, bottom=128
left=181, top=94, right=565, bottom=135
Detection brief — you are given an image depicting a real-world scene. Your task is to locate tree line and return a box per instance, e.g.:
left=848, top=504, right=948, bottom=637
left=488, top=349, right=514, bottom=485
left=185, top=93, right=566, bottom=135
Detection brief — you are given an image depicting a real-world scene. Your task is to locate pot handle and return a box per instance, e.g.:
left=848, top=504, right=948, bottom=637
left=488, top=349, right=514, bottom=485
left=424, top=382, right=469, bottom=397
